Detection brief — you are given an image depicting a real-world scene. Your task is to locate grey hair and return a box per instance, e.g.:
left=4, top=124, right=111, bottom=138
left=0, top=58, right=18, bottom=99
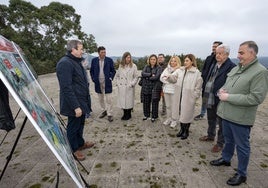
left=240, top=41, right=258, bottom=55
left=217, top=44, right=230, bottom=54
left=66, top=40, right=82, bottom=52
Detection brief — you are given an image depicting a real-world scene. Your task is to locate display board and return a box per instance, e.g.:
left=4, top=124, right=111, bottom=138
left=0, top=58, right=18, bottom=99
left=0, top=35, right=84, bottom=188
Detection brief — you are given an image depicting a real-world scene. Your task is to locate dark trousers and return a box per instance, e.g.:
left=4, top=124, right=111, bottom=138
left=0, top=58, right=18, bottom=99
left=161, top=95, right=166, bottom=112
left=67, top=115, right=85, bottom=152
left=207, top=105, right=224, bottom=147
left=143, top=94, right=159, bottom=119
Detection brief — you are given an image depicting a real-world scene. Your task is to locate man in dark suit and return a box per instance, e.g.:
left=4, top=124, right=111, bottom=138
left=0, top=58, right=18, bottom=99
left=56, top=40, right=94, bottom=161
left=199, top=44, right=236, bottom=153
left=157, top=53, right=167, bottom=115
left=90, top=46, right=116, bottom=122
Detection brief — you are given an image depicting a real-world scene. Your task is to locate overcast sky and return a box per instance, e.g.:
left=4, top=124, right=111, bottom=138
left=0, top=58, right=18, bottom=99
left=2, top=0, right=268, bottom=59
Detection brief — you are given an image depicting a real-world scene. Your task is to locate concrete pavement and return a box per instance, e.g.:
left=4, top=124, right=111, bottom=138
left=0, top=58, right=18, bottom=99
left=0, top=72, right=268, bottom=188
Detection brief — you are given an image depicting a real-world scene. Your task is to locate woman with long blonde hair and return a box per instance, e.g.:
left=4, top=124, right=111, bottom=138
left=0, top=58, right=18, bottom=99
left=160, top=55, right=181, bottom=127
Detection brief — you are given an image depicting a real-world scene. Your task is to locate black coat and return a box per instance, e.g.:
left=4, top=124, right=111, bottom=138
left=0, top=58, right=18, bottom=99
left=56, top=52, right=91, bottom=117
left=0, top=79, right=15, bottom=131
left=201, top=53, right=217, bottom=93
left=212, top=58, right=236, bottom=106
left=141, top=65, right=163, bottom=101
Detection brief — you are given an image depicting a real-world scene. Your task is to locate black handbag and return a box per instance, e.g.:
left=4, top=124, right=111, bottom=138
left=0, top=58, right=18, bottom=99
left=138, top=77, right=143, bottom=86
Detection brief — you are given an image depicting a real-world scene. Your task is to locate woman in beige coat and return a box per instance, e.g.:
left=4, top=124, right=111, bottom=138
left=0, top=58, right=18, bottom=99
left=167, top=54, right=203, bottom=139
left=115, top=52, right=139, bottom=120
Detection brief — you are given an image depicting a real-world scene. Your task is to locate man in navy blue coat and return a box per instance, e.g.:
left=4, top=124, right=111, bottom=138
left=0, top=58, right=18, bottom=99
left=90, top=46, right=116, bottom=122
left=199, top=44, right=236, bottom=152
left=56, top=40, right=94, bottom=161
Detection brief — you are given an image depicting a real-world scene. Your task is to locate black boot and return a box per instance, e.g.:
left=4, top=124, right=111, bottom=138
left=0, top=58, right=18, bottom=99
left=181, top=123, right=190, bottom=140
left=125, top=109, right=132, bottom=120
left=128, top=109, right=132, bottom=119
left=121, top=109, right=127, bottom=120
left=177, top=123, right=185, bottom=137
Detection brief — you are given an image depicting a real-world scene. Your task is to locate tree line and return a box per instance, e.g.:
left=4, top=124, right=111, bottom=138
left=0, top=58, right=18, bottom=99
left=0, top=0, right=97, bottom=75
left=1, top=0, right=204, bottom=75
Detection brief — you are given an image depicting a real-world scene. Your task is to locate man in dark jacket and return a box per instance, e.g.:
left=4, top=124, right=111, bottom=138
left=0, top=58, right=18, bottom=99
left=157, top=54, right=167, bottom=115
left=0, top=79, right=15, bottom=131
left=90, top=46, right=116, bottom=122
left=56, top=40, right=94, bottom=161
left=199, top=44, right=236, bottom=152
left=195, top=41, right=222, bottom=120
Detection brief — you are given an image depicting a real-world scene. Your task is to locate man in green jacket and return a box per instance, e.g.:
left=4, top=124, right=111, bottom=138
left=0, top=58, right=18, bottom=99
left=210, top=41, right=268, bottom=186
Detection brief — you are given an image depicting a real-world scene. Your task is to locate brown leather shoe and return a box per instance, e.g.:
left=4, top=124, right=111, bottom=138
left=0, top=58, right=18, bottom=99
left=99, top=111, right=107, bottom=118
left=211, top=144, right=223, bottom=153
left=199, top=136, right=214, bottom=142
left=79, top=141, right=95, bottom=150
left=73, top=150, right=85, bottom=161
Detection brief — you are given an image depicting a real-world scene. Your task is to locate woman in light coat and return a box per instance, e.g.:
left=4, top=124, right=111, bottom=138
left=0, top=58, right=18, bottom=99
left=167, top=54, right=203, bottom=139
left=115, top=52, right=139, bottom=120
left=160, top=55, right=181, bottom=128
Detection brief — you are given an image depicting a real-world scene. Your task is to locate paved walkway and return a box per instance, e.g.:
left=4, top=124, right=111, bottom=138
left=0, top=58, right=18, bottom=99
left=0, top=73, right=268, bottom=188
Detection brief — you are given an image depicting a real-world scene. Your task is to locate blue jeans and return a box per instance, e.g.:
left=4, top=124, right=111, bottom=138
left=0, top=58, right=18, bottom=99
left=67, top=115, right=86, bottom=152
left=221, top=119, right=251, bottom=177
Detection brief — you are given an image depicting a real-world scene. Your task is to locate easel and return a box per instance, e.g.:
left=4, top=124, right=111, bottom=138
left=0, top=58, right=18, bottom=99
left=0, top=38, right=91, bottom=187
left=55, top=113, right=91, bottom=188
left=0, top=114, right=27, bottom=181
left=0, top=108, right=91, bottom=187
left=0, top=108, right=21, bottom=147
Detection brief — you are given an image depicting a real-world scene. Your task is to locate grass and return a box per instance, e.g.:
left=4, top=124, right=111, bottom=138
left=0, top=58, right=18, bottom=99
left=95, top=163, right=102, bottom=168
left=28, top=183, right=42, bottom=188
left=110, top=161, right=117, bottom=167
left=192, top=167, right=199, bottom=172
left=41, top=176, right=50, bottom=182
left=260, top=162, right=268, bottom=168
left=200, top=154, right=206, bottom=159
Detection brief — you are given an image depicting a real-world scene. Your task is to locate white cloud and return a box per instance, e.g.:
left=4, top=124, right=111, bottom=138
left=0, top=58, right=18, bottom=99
left=1, top=0, right=267, bottom=58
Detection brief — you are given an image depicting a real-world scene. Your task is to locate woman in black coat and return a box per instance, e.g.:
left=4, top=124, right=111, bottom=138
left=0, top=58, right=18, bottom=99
left=141, top=54, right=163, bottom=122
